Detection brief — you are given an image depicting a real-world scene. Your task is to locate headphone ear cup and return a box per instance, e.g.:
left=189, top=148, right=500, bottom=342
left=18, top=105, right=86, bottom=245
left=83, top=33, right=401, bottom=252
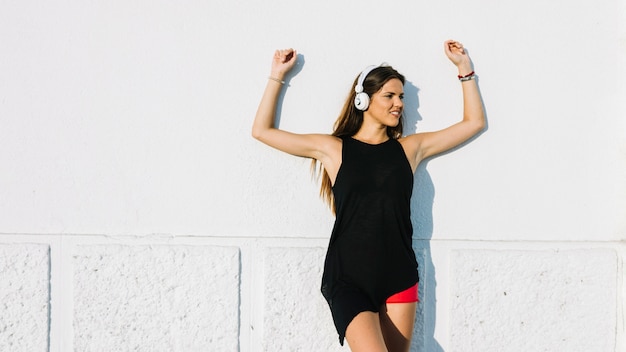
left=354, top=92, right=370, bottom=111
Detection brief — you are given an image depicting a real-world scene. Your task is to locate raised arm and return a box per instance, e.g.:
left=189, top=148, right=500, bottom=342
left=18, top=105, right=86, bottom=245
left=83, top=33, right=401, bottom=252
left=252, top=49, right=338, bottom=161
left=402, top=40, right=486, bottom=167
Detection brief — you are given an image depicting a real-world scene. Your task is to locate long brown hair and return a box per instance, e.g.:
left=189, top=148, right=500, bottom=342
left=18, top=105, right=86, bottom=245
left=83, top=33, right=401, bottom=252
left=312, top=65, right=406, bottom=211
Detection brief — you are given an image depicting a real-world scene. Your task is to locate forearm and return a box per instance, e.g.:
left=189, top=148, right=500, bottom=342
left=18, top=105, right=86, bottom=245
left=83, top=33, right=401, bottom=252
left=457, top=66, right=485, bottom=130
left=252, top=76, right=285, bottom=140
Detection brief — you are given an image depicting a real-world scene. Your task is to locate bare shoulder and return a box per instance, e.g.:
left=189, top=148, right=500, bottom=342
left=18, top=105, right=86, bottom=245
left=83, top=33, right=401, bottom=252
left=313, top=134, right=343, bottom=183
left=398, top=134, right=426, bottom=172
left=317, top=134, right=342, bottom=153
left=315, top=134, right=342, bottom=164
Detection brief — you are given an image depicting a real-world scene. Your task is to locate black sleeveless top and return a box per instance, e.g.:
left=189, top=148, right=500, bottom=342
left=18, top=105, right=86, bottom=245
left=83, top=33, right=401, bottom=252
left=321, top=136, right=419, bottom=345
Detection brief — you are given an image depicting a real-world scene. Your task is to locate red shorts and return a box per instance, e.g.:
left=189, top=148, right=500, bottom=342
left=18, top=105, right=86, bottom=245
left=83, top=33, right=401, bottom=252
left=386, top=283, right=419, bottom=303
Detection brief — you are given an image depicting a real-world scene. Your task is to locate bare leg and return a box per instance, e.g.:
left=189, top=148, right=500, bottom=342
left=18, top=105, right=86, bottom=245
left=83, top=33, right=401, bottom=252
left=345, top=311, right=388, bottom=352
left=379, top=302, right=416, bottom=352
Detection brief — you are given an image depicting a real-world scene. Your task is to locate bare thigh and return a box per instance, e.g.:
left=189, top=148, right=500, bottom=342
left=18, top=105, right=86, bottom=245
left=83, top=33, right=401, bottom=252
left=345, top=311, right=388, bottom=352
left=379, top=302, right=417, bottom=352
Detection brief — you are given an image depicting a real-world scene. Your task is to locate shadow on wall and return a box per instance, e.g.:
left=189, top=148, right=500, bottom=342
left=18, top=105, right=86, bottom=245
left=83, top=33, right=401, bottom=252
left=406, top=71, right=488, bottom=351
left=404, top=80, right=445, bottom=352
left=274, top=53, right=306, bottom=128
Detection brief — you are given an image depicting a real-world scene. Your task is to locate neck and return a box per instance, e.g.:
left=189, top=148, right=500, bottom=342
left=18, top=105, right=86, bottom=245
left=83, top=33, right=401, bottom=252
left=353, top=122, right=389, bottom=144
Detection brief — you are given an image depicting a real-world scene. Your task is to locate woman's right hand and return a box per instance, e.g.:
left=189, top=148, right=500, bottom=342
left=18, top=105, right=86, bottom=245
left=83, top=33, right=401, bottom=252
left=271, top=48, right=297, bottom=79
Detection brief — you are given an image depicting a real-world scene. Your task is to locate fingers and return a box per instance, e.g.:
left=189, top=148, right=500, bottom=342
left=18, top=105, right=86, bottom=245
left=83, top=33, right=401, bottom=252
left=275, top=48, right=297, bottom=64
left=271, top=48, right=297, bottom=77
left=445, top=40, right=465, bottom=55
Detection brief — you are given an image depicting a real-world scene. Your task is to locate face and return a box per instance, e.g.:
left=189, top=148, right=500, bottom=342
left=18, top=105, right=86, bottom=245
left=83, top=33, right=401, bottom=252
left=364, top=78, right=404, bottom=127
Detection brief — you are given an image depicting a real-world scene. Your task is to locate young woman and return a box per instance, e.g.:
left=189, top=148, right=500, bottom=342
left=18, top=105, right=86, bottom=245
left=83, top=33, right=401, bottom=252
left=252, top=40, right=485, bottom=352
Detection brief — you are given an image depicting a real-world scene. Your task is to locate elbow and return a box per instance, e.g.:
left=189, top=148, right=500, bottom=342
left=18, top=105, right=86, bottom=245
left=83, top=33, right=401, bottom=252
left=251, top=124, right=265, bottom=141
left=472, top=120, right=486, bottom=137
left=466, top=112, right=486, bottom=134
left=251, top=127, right=273, bottom=144
left=476, top=118, right=486, bottom=133
left=464, top=117, right=486, bottom=139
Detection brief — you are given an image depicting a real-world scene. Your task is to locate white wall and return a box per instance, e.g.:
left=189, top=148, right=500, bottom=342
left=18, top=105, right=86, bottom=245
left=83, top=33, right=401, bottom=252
left=0, top=0, right=624, bottom=351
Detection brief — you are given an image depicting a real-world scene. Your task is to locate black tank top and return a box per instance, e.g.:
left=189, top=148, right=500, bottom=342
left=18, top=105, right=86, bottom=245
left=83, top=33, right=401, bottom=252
left=321, top=136, right=419, bottom=345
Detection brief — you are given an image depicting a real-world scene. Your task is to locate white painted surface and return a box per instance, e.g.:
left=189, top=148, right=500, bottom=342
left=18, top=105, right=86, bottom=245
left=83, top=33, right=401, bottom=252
left=0, top=0, right=624, bottom=351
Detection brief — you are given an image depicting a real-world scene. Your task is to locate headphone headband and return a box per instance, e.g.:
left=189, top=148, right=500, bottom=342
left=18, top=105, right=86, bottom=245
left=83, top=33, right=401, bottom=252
left=355, top=64, right=379, bottom=94
left=353, top=63, right=388, bottom=111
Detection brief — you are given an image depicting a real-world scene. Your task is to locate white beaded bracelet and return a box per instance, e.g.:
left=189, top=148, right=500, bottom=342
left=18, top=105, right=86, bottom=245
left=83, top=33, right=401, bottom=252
left=268, top=76, right=285, bottom=84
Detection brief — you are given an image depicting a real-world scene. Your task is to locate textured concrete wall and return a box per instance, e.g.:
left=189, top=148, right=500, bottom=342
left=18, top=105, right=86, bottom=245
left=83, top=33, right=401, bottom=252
left=0, top=236, right=622, bottom=351
left=73, top=245, right=240, bottom=351
left=450, top=249, right=617, bottom=351
left=0, top=244, right=50, bottom=352
left=0, top=0, right=625, bottom=351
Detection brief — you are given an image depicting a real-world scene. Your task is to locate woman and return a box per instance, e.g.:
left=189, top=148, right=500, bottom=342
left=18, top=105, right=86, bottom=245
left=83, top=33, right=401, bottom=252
left=252, top=40, right=485, bottom=351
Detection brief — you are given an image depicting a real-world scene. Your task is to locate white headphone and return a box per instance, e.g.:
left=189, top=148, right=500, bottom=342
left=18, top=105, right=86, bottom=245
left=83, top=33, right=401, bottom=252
left=354, top=64, right=378, bottom=111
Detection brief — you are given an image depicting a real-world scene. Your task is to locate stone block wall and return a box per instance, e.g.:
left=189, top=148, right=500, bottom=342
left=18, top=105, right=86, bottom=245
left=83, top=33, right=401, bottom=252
left=0, top=235, right=622, bottom=351
left=0, top=244, right=50, bottom=352
left=72, top=245, right=240, bottom=351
